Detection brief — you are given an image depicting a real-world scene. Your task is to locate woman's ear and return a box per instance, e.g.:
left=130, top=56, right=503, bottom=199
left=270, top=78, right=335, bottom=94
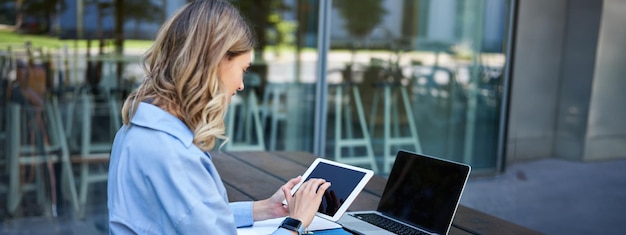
left=225, top=51, right=235, bottom=60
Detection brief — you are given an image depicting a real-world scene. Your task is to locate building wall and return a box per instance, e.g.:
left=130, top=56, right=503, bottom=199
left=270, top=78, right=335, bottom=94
left=585, top=0, right=626, bottom=160
left=506, top=0, right=567, bottom=162
left=554, top=0, right=602, bottom=160
left=508, top=0, right=626, bottom=162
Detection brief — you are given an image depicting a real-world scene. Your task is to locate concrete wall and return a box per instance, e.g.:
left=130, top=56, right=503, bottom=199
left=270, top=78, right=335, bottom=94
left=508, top=0, right=626, bottom=162
left=554, top=0, right=603, bottom=160
left=585, top=0, right=626, bottom=161
left=506, top=0, right=567, bottom=162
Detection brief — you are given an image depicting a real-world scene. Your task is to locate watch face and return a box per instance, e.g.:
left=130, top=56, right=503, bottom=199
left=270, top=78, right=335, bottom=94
left=281, top=217, right=302, bottom=231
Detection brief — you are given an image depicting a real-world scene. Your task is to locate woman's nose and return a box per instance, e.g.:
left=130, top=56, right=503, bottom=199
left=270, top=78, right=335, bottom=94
left=238, top=82, right=244, bottom=91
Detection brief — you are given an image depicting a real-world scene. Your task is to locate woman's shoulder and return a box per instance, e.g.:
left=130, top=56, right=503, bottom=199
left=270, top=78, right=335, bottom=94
left=130, top=102, right=195, bottom=148
left=119, top=124, right=191, bottom=155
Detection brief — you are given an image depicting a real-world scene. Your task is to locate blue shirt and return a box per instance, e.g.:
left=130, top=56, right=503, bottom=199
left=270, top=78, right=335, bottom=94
left=108, top=102, right=293, bottom=235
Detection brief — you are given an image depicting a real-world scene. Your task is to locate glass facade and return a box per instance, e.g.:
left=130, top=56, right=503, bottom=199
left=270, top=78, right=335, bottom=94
left=324, top=0, right=509, bottom=174
left=0, top=0, right=511, bottom=232
left=223, top=0, right=320, bottom=153
left=225, top=0, right=511, bottom=176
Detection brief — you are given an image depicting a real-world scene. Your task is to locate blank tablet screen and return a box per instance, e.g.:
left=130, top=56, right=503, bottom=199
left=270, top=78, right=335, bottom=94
left=302, top=161, right=366, bottom=217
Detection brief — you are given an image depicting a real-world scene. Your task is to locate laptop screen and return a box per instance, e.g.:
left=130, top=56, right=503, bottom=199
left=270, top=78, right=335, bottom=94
left=377, top=151, right=471, bottom=234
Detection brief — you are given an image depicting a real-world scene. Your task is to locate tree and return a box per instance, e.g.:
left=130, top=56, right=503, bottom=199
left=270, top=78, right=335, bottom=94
left=333, top=0, right=387, bottom=40
left=229, top=0, right=289, bottom=62
left=80, top=0, right=162, bottom=91
left=114, top=0, right=163, bottom=84
left=122, top=0, right=163, bottom=36
left=11, top=0, right=66, bottom=34
left=332, top=0, right=387, bottom=81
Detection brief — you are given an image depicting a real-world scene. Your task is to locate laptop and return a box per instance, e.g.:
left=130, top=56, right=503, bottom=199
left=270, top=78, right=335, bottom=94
left=337, top=150, right=471, bottom=235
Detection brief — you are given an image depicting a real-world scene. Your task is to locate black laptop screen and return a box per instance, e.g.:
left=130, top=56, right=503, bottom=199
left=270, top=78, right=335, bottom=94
left=377, top=151, right=470, bottom=234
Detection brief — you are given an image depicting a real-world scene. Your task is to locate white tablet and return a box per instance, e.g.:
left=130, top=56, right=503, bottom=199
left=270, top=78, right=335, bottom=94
left=288, top=158, right=374, bottom=222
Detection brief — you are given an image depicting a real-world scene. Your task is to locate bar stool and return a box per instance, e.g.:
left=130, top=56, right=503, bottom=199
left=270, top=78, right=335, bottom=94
left=369, top=81, right=422, bottom=173
left=6, top=98, right=80, bottom=217
left=70, top=87, right=118, bottom=218
left=259, top=82, right=288, bottom=151
left=224, top=72, right=265, bottom=151
left=61, top=57, right=120, bottom=218
left=330, top=82, right=378, bottom=172
left=0, top=50, right=10, bottom=172
left=4, top=44, right=81, bottom=216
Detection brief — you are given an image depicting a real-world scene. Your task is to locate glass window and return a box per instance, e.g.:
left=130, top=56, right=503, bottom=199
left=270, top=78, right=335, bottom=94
left=0, top=0, right=511, bottom=231
left=325, top=0, right=510, bottom=175
left=224, top=0, right=320, bottom=152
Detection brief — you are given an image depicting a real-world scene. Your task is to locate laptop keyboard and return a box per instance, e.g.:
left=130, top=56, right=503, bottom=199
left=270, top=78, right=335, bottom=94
left=353, top=213, right=429, bottom=235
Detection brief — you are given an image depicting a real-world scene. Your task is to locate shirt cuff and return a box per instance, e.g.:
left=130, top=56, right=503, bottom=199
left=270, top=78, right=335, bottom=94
left=230, top=201, right=254, bottom=227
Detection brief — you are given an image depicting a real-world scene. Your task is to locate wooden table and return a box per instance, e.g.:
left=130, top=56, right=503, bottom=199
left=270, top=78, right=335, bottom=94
left=211, top=151, right=542, bottom=235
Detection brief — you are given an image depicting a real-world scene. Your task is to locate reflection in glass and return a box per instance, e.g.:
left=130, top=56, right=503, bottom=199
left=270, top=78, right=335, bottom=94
left=0, top=0, right=512, bottom=229
left=326, top=0, right=509, bottom=174
left=226, top=0, right=320, bottom=152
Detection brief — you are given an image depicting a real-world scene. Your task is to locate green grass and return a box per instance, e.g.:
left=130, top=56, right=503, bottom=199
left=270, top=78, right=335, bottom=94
left=0, top=28, right=154, bottom=51
left=0, top=29, right=69, bottom=48
left=123, top=39, right=154, bottom=50
left=0, top=28, right=322, bottom=56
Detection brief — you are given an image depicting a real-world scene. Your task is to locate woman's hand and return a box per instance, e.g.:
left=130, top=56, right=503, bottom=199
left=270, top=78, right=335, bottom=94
left=283, top=178, right=331, bottom=228
left=253, top=176, right=303, bottom=221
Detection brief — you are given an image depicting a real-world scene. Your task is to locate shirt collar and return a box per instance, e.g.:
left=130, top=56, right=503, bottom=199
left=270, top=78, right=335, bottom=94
left=130, top=102, right=194, bottom=148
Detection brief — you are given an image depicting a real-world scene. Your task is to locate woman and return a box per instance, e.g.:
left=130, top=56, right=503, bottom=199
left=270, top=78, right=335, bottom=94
left=107, top=0, right=330, bottom=234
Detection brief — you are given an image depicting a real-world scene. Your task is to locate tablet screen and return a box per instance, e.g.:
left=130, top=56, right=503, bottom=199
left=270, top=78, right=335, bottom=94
left=304, top=161, right=366, bottom=217
left=290, top=158, right=373, bottom=221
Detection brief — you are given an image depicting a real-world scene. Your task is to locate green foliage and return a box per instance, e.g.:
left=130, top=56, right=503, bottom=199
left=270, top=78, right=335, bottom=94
left=333, top=0, right=388, bottom=38
left=84, top=0, right=163, bottom=23
left=19, top=0, right=65, bottom=18
left=229, top=0, right=292, bottom=60
left=121, top=0, right=164, bottom=23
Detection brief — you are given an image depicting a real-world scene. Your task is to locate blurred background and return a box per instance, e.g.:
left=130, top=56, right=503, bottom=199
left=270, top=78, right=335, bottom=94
left=0, top=0, right=624, bottom=234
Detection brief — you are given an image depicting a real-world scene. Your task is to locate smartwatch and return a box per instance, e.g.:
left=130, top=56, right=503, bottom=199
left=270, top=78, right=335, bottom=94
left=279, top=217, right=303, bottom=234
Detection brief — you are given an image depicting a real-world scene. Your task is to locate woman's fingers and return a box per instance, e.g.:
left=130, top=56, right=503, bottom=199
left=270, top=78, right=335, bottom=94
left=316, top=181, right=331, bottom=197
left=295, top=178, right=331, bottom=203
left=282, top=185, right=293, bottom=203
left=285, top=176, right=302, bottom=190
left=288, top=178, right=331, bottom=227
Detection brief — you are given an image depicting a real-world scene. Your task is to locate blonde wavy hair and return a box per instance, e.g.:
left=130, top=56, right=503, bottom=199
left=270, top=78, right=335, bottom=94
left=121, top=0, right=256, bottom=151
